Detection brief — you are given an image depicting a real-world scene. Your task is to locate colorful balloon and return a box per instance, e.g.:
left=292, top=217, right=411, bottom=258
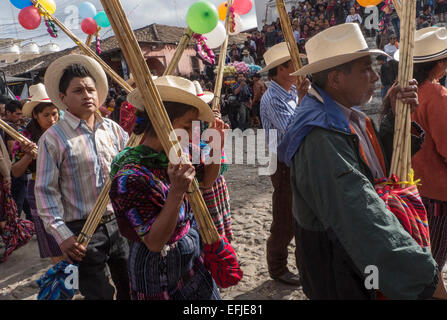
left=94, top=11, right=110, bottom=28
left=203, top=21, right=226, bottom=49
left=39, top=0, right=56, bottom=15
left=18, top=6, right=41, bottom=30
left=186, top=0, right=219, bottom=35
left=232, top=0, right=253, bottom=15
left=10, top=0, right=32, bottom=9
left=229, top=13, right=243, bottom=35
left=78, top=2, right=97, bottom=19
left=217, top=2, right=228, bottom=21
left=356, top=0, right=383, bottom=7
left=81, top=17, right=98, bottom=35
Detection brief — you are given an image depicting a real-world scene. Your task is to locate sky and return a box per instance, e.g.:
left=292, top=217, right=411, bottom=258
left=0, top=0, right=258, bottom=51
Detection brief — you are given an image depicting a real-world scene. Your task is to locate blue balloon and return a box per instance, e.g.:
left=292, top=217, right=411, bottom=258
left=78, top=2, right=97, bottom=19
left=10, top=0, right=33, bottom=9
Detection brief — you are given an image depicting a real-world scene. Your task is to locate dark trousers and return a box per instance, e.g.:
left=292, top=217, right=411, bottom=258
left=11, top=174, right=31, bottom=221
left=66, top=219, right=130, bottom=300
left=266, top=160, right=299, bottom=278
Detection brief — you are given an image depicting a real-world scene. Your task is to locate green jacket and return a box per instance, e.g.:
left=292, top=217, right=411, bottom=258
left=279, top=86, right=437, bottom=300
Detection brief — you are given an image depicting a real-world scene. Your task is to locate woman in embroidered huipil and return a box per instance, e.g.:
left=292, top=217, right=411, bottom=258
left=110, top=76, right=226, bottom=300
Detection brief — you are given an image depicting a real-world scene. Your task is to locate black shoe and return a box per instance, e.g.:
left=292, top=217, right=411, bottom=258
left=272, top=271, right=301, bottom=286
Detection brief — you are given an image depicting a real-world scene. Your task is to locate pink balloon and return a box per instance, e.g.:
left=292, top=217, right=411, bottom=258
left=18, top=6, right=41, bottom=30
left=232, top=0, right=252, bottom=15
left=81, top=17, right=98, bottom=35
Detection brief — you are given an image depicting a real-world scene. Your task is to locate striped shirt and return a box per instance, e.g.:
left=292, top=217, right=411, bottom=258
left=34, top=111, right=129, bottom=244
left=260, top=80, right=298, bottom=152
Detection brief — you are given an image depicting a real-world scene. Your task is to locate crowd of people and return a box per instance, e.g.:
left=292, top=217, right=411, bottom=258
left=1, top=0, right=447, bottom=301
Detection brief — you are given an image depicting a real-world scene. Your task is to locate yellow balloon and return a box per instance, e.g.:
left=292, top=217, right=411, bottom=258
left=218, top=2, right=228, bottom=21
left=356, top=0, right=383, bottom=7
left=38, top=0, right=56, bottom=15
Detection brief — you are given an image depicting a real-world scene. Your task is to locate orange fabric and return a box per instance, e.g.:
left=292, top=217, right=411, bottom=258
left=349, top=124, right=370, bottom=167
left=412, top=81, right=447, bottom=201
left=349, top=119, right=387, bottom=177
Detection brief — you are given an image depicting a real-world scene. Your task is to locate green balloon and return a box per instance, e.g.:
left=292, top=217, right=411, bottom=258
left=94, top=11, right=110, bottom=28
left=186, top=1, right=218, bottom=35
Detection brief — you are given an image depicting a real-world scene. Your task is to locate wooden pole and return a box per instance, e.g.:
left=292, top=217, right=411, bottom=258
left=276, top=0, right=303, bottom=83
left=389, top=0, right=416, bottom=185
left=211, top=0, right=234, bottom=114
left=163, top=28, right=194, bottom=76
left=30, top=0, right=133, bottom=94
left=100, top=0, right=220, bottom=244
left=0, top=119, right=37, bottom=157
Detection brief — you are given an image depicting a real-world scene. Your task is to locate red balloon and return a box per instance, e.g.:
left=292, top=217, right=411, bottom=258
left=232, top=0, right=252, bottom=15
left=18, top=6, right=41, bottom=30
left=81, top=17, right=98, bottom=35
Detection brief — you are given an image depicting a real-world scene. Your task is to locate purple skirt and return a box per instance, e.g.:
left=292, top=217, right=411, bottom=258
left=423, top=196, right=447, bottom=272
left=27, top=179, right=62, bottom=258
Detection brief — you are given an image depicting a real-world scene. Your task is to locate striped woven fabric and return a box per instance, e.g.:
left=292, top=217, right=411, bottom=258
left=375, top=175, right=430, bottom=248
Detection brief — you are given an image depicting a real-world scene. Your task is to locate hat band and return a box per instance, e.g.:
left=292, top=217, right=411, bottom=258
left=414, top=47, right=447, bottom=62
left=197, top=93, right=204, bottom=97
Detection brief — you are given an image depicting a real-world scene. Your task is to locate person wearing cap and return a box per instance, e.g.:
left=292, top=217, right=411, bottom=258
left=10, top=84, right=63, bottom=265
left=241, top=49, right=255, bottom=65
left=34, top=54, right=131, bottom=300
left=109, top=76, right=225, bottom=300
left=260, top=42, right=310, bottom=286
left=278, top=23, right=440, bottom=299
left=384, top=34, right=399, bottom=62
left=383, top=27, right=447, bottom=293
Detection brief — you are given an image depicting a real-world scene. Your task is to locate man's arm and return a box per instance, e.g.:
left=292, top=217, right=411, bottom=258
left=34, top=135, right=73, bottom=245
left=293, top=129, right=438, bottom=299
left=267, top=96, right=296, bottom=137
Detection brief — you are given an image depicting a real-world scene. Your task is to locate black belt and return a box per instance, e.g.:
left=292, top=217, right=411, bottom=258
left=99, top=214, right=116, bottom=225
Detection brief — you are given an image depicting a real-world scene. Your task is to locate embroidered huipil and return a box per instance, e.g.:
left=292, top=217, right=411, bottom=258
left=34, top=111, right=129, bottom=244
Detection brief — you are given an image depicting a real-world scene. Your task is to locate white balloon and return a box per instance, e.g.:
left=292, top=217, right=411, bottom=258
left=229, top=14, right=244, bottom=36
left=203, top=21, right=226, bottom=49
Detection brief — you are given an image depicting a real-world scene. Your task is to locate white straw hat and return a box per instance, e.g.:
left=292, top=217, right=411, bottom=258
left=192, top=80, right=214, bottom=104
left=128, top=75, right=215, bottom=123
left=44, top=54, right=108, bottom=110
left=291, top=23, right=389, bottom=76
left=394, top=27, right=447, bottom=63
left=22, top=83, right=53, bottom=117
left=260, top=42, right=306, bottom=73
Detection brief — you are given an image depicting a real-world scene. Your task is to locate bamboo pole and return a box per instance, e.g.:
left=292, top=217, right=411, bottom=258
left=163, top=28, right=194, bottom=76
left=100, top=0, right=219, bottom=244
left=211, top=0, right=234, bottom=114
left=86, top=34, right=94, bottom=47
left=393, top=0, right=402, bottom=19
left=0, top=119, right=38, bottom=157
left=30, top=0, right=133, bottom=94
left=389, top=0, right=416, bottom=186
left=276, top=0, right=303, bottom=83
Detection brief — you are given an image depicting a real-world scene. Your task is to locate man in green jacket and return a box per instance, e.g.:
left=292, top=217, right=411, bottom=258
left=278, top=23, right=441, bottom=299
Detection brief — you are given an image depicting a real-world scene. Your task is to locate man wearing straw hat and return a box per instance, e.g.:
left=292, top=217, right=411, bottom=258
left=278, top=23, right=440, bottom=299
left=34, top=54, right=130, bottom=300
left=259, top=42, right=310, bottom=286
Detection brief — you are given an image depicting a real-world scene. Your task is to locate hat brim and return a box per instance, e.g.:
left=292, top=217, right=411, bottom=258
left=128, top=87, right=215, bottom=123
left=44, top=55, right=108, bottom=111
left=22, top=100, right=53, bottom=118
left=291, top=49, right=389, bottom=76
left=394, top=48, right=447, bottom=63
left=260, top=54, right=307, bottom=73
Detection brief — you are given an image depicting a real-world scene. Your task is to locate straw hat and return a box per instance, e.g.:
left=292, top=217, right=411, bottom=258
left=128, top=75, right=215, bottom=122
left=291, top=23, right=388, bottom=76
left=393, top=27, right=447, bottom=63
left=192, top=81, right=214, bottom=104
left=260, top=42, right=306, bottom=73
left=44, top=54, right=108, bottom=110
left=22, top=83, right=53, bottom=117
left=126, top=72, right=158, bottom=87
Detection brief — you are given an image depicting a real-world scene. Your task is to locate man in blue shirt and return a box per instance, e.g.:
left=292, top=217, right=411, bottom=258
left=260, top=42, right=309, bottom=285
